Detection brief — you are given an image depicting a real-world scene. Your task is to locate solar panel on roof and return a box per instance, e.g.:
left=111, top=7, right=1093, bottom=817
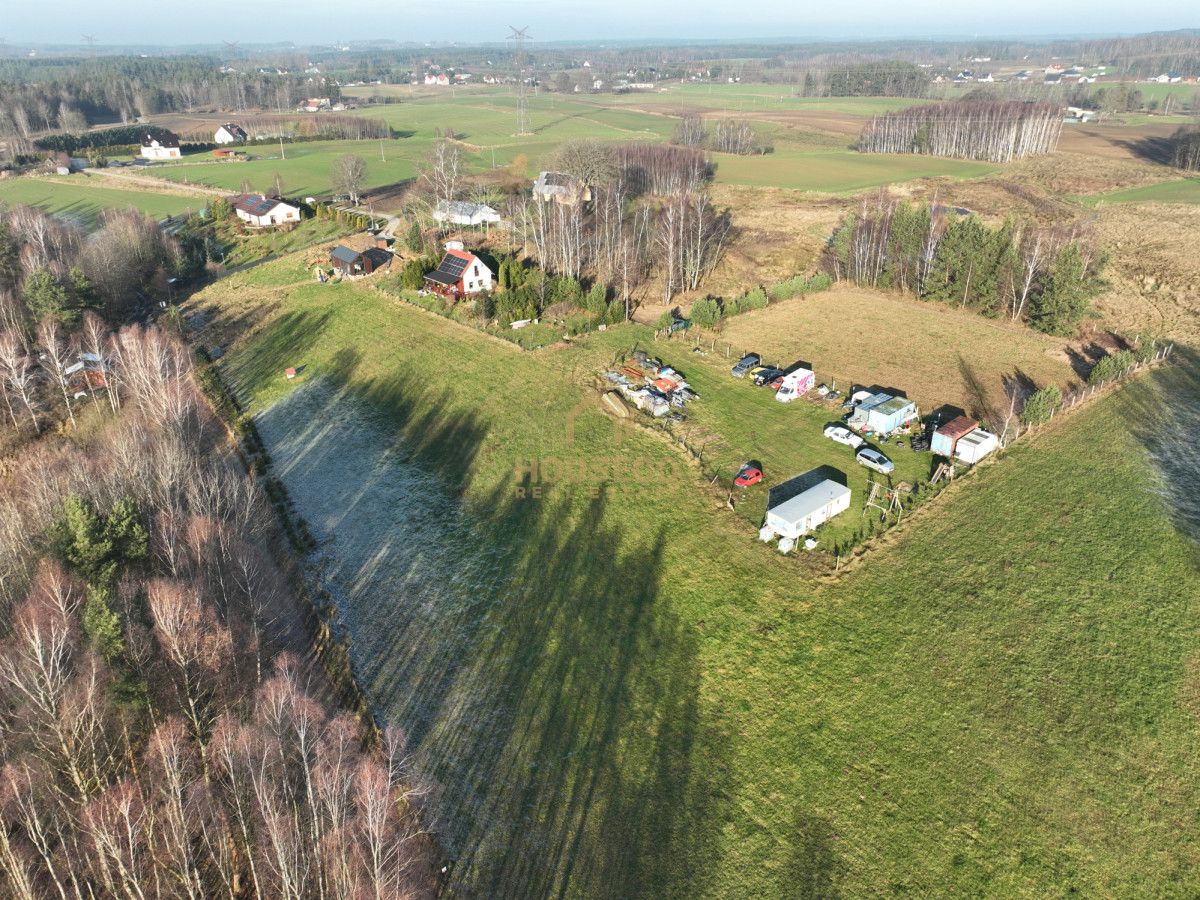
left=438, top=255, right=469, bottom=278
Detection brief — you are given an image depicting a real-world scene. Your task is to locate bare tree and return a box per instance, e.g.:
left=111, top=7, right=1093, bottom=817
left=37, top=317, right=76, bottom=428
left=419, top=138, right=461, bottom=221
left=331, top=154, right=366, bottom=205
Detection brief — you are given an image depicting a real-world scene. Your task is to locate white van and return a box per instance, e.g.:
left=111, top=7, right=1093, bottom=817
left=775, top=367, right=814, bottom=403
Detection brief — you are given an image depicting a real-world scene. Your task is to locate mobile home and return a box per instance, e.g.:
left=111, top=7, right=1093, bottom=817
left=761, top=479, right=851, bottom=542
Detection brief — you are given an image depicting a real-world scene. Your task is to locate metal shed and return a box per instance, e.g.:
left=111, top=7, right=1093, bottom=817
left=954, top=429, right=998, bottom=464
left=858, top=394, right=918, bottom=434
left=932, top=416, right=978, bottom=457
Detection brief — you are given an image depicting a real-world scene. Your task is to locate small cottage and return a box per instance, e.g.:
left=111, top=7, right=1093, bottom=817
left=853, top=393, right=918, bottom=434
left=232, top=194, right=301, bottom=228
left=330, top=245, right=391, bottom=277
left=532, top=171, right=592, bottom=205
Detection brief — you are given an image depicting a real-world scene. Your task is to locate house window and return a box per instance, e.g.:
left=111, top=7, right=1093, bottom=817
left=473, top=265, right=479, bottom=276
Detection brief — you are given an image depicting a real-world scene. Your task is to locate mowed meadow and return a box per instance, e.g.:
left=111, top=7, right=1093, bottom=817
left=189, top=252, right=1200, bottom=897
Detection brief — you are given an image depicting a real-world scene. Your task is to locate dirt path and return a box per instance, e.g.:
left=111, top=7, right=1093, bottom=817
left=82, top=167, right=228, bottom=198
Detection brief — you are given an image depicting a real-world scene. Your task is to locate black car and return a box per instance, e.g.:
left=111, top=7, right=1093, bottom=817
left=731, top=353, right=761, bottom=378
left=753, top=366, right=785, bottom=386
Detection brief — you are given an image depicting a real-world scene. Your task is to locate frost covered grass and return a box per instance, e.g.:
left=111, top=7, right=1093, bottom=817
left=198, top=260, right=1200, bottom=898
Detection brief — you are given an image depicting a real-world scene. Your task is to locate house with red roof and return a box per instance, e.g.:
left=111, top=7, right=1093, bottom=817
left=424, top=243, right=493, bottom=297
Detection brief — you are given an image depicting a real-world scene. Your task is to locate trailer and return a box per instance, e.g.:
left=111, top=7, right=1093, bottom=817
left=774, top=367, right=815, bottom=403
left=851, top=393, right=918, bottom=434
left=759, top=479, right=851, bottom=547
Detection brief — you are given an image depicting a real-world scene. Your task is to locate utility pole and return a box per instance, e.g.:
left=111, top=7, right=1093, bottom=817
left=507, top=25, right=531, bottom=135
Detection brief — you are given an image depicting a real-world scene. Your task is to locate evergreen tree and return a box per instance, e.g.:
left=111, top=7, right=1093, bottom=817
left=1027, top=244, right=1092, bottom=336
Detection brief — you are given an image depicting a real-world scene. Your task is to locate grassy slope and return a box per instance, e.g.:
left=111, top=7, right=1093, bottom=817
left=1087, top=177, right=1200, bottom=205
left=195, top=257, right=1200, bottom=897
left=0, top=175, right=199, bottom=226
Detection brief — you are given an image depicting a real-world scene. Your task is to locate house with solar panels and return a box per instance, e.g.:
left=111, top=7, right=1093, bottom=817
left=230, top=194, right=302, bottom=228
left=424, top=242, right=494, bottom=297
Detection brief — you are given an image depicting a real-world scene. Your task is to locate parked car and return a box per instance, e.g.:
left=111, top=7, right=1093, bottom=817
left=731, top=353, right=761, bottom=378
left=823, top=424, right=865, bottom=449
left=753, top=367, right=785, bottom=386
left=856, top=447, right=895, bottom=475
left=734, top=462, right=763, bottom=487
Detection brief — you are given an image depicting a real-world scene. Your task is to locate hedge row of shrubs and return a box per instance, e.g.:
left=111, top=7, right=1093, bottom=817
left=673, top=272, right=833, bottom=330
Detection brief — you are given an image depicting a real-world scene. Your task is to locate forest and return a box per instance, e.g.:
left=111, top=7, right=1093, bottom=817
left=822, top=197, right=1108, bottom=335
left=0, top=324, right=431, bottom=898
left=858, top=101, right=1063, bottom=162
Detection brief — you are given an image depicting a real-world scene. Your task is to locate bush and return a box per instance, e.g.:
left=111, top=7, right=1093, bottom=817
left=1021, top=385, right=1062, bottom=426
left=689, top=297, right=722, bottom=328
left=740, top=286, right=768, bottom=312
left=1087, top=349, right=1135, bottom=385
left=656, top=309, right=677, bottom=330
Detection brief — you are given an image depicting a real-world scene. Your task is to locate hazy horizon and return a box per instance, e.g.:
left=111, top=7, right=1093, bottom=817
left=3, top=0, right=1197, bottom=48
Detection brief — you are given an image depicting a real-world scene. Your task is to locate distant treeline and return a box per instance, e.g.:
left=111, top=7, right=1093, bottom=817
left=181, top=114, right=390, bottom=143
left=858, top=101, right=1062, bottom=162
left=35, top=124, right=178, bottom=154
left=824, top=60, right=929, bottom=97
left=823, top=197, right=1107, bottom=335
left=0, top=55, right=342, bottom=143
left=670, top=115, right=772, bottom=155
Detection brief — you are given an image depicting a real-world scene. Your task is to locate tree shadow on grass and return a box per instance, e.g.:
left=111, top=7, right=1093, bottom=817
left=1110, top=345, right=1200, bottom=550
left=254, top=359, right=733, bottom=898
left=219, top=308, right=336, bottom=400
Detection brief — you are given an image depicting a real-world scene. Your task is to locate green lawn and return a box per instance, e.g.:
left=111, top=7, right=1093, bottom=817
left=193, top=253, right=1200, bottom=898
left=713, top=146, right=996, bottom=191
left=1087, top=176, right=1200, bottom=205
left=0, top=175, right=200, bottom=227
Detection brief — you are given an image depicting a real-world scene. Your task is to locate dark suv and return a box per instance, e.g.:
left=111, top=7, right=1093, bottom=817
left=731, top=353, right=761, bottom=378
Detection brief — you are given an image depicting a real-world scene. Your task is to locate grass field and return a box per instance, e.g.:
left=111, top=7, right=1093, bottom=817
left=0, top=174, right=201, bottom=226
left=713, top=284, right=1079, bottom=415
left=188, top=248, right=1200, bottom=897
left=1087, top=176, right=1200, bottom=205
left=126, top=89, right=994, bottom=200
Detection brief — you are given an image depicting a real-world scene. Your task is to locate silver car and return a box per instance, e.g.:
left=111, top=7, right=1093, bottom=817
left=856, top=447, right=895, bottom=475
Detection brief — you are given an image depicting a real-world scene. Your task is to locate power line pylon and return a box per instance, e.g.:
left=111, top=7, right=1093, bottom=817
left=507, top=26, right=531, bottom=135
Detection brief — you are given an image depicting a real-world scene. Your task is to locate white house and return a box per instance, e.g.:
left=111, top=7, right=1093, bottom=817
left=231, top=194, right=301, bottom=227
left=214, top=123, right=247, bottom=144
left=433, top=200, right=502, bottom=227
left=140, top=133, right=181, bottom=160
left=424, top=73, right=451, bottom=86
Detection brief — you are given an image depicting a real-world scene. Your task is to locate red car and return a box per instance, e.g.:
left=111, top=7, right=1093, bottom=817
left=734, top=463, right=763, bottom=487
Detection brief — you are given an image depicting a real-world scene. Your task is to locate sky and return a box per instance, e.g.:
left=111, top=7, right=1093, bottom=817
left=2, top=0, right=1196, bottom=46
